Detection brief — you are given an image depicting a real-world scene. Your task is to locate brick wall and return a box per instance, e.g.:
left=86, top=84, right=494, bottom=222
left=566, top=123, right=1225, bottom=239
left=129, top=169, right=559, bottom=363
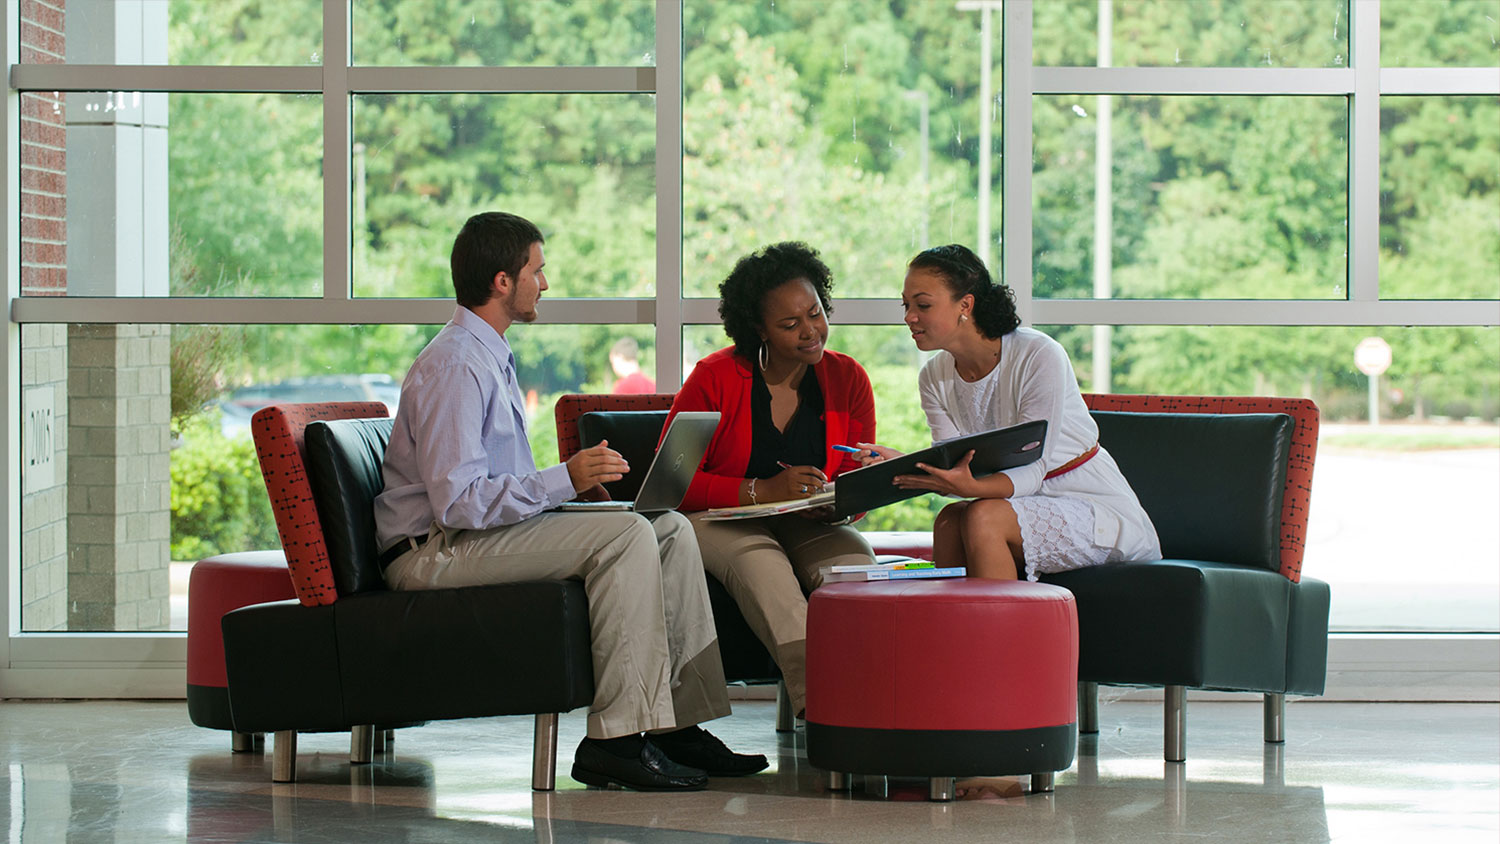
left=20, top=0, right=66, bottom=296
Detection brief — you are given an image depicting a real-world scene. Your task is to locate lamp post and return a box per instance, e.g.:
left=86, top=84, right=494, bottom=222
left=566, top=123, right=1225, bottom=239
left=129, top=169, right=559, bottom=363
left=903, top=89, right=931, bottom=249
left=352, top=141, right=367, bottom=287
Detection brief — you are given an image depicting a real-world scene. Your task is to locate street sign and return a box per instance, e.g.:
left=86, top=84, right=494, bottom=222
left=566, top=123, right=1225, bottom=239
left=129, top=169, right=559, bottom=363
left=1354, top=336, right=1392, bottom=377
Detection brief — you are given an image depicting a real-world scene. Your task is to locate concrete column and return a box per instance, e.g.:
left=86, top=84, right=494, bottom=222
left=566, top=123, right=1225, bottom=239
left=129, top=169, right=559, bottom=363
left=66, top=325, right=172, bottom=631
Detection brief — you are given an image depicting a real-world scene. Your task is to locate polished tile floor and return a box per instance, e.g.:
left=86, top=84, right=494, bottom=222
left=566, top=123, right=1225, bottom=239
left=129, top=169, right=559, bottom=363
left=1, top=697, right=1495, bottom=843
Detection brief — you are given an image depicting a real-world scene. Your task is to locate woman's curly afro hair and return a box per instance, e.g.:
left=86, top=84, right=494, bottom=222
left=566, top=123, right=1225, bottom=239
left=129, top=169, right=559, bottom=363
left=717, top=241, right=835, bottom=358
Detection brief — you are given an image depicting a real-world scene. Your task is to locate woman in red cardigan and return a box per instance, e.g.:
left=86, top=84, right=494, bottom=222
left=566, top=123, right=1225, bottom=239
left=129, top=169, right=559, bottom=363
left=663, top=242, right=877, bottom=717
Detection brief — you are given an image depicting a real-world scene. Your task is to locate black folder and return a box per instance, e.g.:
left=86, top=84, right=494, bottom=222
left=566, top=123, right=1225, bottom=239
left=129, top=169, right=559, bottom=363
left=832, top=419, right=1048, bottom=517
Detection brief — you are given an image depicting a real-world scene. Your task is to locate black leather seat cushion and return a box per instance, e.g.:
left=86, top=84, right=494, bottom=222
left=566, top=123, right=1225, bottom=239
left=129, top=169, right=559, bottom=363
left=1043, top=561, right=1289, bottom=692
left=1091, top=411, right=1293, bottom=571
left=304, top=417, right=394, bottom=596
left=222, top=581, right=594, bottom=733
left=223, top=415, right=597, bottom=735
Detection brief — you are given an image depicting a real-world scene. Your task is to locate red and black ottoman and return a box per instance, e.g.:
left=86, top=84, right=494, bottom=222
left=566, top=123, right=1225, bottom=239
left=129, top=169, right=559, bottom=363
left=806, top=579, right=1078, bottom=801
left=187, top=551, right=296, bottom=750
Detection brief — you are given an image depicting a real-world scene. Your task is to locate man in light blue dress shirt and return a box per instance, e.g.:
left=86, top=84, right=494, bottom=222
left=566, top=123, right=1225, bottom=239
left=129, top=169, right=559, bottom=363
left=374, top=212, right=766, bottom=791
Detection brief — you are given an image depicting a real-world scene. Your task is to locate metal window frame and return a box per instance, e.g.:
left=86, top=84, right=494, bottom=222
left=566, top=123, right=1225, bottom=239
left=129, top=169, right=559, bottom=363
left=2, top=0, right=1497, bottom=699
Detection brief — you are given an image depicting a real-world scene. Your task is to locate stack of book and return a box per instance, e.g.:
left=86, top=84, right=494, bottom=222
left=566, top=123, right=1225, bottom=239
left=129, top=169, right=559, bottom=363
left=819, top=560, right=967, bottom=583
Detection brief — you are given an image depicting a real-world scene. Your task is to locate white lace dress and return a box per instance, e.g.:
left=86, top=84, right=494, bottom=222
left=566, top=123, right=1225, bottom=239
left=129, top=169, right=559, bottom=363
left=917, top=328, right=1162, bottom=580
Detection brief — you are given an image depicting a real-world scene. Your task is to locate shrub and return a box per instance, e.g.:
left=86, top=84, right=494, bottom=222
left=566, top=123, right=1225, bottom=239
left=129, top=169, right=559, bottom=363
left=170, top=414, right=280, bottom=560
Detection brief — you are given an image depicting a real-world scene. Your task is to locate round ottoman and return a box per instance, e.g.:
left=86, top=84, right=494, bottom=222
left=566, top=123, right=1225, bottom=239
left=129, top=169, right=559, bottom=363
left=187, top=551, right=297, bottom=748
left=806, top=578, right=1078, bottom=801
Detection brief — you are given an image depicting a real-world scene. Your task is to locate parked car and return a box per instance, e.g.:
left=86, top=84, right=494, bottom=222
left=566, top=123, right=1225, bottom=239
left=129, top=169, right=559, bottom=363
left=216, top=374, right=400, bottom=437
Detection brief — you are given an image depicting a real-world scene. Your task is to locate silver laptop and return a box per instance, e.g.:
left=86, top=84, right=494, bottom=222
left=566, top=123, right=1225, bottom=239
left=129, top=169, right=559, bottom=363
left=554, top=411, right=720, bottom=514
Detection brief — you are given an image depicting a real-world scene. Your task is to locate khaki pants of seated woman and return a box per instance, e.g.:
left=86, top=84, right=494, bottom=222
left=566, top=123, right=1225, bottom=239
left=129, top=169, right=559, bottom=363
left=688, top=513, right=875, bottom=715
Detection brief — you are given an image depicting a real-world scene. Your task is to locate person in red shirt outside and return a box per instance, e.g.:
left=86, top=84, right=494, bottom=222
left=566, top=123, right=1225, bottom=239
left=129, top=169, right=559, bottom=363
left=661, top=241, right=877, bottom=718
left=609, top=337, right=657, bottom=394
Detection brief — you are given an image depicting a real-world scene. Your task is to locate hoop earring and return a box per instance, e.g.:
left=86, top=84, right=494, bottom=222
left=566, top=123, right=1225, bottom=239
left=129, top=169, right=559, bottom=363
left=758, top=343, right=769, bottom=371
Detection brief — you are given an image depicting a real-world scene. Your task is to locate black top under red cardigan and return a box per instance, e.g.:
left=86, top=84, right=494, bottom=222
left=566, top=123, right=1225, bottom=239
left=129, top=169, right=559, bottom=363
left=662, top=346, right=876, bottom=511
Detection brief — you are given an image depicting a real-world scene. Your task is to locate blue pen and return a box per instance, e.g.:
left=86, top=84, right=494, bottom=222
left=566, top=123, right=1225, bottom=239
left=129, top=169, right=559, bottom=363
left=833, top=444, right=879, bottom=457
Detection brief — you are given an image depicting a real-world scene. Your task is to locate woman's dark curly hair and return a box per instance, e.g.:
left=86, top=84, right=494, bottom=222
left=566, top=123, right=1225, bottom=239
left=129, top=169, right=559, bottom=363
left=907, top=244, right=1020, bottom=339
left=718, top=242, right=835, bottom=358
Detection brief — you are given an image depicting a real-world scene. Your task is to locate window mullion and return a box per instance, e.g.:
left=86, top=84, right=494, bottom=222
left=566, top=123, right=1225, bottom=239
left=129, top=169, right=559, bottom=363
left=1004, top=0, right=1034, bottom=322
left=322, top=0, right=351, bottom=302
left=1349, top=0, right=1381, bottom=303
left=655, top=0, right=684, bottom=388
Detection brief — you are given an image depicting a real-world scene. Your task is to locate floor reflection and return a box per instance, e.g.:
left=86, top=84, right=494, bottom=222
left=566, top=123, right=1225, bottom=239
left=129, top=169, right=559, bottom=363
left=0, top=699, right=1493, bottom=844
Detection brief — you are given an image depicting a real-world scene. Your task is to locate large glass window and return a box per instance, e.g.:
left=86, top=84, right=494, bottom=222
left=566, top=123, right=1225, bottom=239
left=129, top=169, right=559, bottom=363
left=351, top=0, right=656, bottom=67
left=21, top=0, right=323, bottom=65
left=6, top=0, right=1499, bottom=693
left=681, top=0, right=997, bottom=297
left=1033, top=0, right=1350, bottom=68
left=351, top=94, right=656, bottom=298
left=19, top=92, right=324, bottom=298
left=1381, top=0, right=1500, bottom=67
left=1033, top=95, right=1349, bottom=299
left=1379, top=96, right=1500, bottom=300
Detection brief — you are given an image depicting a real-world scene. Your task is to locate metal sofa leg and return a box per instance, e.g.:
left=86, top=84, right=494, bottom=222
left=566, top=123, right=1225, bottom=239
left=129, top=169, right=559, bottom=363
left=827, top=771, right=852, bottom=791
left=272, top=730, right=298, bottom=782
left=1030, top=771, right=1055, bottom=793
left=928, top=776, right=955, bottom=802
left=1079, top=681, right=1099, bottom=733
left=532, top=713, right=559, bottom=791
left=373, top=727, right=388, bottom=754
left=1164, top=685, right=1186, bottom=762
left=1264, top=692, right=1285, bottom=743
left=351, top=724, right=375, bottom=764
left=776, top=680, right=796, bottom=733
left=231, top=731, right=255, bottom=753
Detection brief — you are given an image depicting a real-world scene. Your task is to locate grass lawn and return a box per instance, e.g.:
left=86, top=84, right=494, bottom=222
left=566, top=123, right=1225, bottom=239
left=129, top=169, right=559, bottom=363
left=1322, top=427, right=1500, bottom=451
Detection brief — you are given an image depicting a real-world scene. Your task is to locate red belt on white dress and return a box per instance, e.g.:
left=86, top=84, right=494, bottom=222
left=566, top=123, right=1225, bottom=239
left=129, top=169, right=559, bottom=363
left=1043, top=444, right=1099, bottom=481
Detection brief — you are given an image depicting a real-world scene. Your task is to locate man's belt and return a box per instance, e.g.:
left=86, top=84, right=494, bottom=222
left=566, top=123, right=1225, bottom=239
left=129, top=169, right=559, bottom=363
left=378, top=533, right=429, bottom=571
left=1044, top=444, right=1099, bottom=481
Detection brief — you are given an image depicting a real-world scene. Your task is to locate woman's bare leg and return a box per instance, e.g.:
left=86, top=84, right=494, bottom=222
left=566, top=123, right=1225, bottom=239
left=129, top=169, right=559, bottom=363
left=933, top=501, right=970, bottom=567
left=959, top=498, right=1025, bottom=580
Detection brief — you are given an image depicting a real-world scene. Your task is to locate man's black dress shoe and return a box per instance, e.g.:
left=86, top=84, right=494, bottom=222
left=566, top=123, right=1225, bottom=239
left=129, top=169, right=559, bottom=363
left=571, top=737, right=708, bottom=791
left=650, top=726, right=770, bottom=776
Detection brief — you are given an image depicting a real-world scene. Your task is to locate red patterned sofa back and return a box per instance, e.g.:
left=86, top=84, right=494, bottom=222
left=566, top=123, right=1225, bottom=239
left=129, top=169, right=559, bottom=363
left=555, top=393, right=677, bottom=461
left=251, top=402, right=392, bottom=606
left=1083, top=394, right=1318, bottom=583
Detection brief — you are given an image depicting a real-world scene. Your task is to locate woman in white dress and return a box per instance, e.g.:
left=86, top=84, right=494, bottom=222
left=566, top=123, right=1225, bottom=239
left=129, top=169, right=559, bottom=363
left=860, top=244, right=1161, bottom=580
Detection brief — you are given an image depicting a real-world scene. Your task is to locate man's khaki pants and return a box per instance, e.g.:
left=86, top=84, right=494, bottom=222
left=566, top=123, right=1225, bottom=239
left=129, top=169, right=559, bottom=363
left=687, top=513, right=874, bottom=715
left=385, top=510, right=730, bottom=739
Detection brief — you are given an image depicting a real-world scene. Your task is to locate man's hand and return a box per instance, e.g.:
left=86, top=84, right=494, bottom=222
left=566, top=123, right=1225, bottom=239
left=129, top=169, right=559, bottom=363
left=893, top=449, right=979, bottom=498
left=567, top=440, right=629, bottom=493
